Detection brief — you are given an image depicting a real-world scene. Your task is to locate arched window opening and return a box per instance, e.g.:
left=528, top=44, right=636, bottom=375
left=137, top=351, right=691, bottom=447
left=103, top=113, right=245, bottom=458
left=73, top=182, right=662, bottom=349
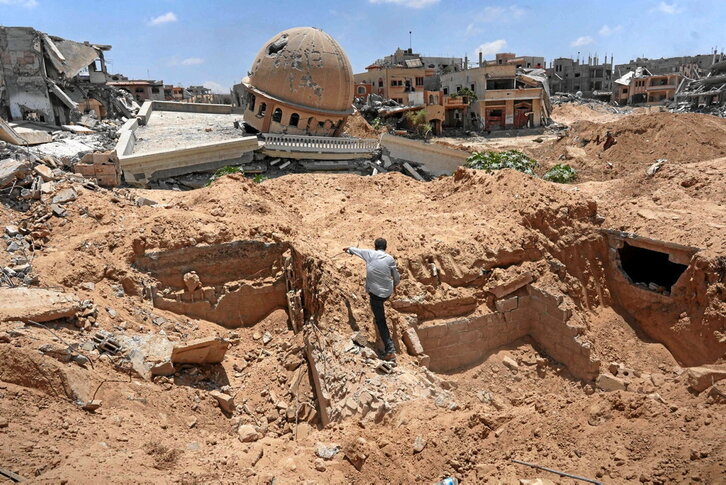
left=290, top=113, right=300, bottom=127
left=258, top=102, right=267, bottom=117
left=247, top=93, right=256, bottom=112
left=272, top=107, right=283, bottom=123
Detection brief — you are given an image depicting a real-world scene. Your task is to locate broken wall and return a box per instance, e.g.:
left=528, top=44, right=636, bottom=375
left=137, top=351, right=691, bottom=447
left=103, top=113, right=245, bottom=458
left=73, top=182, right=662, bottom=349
left=0, top=27, right=55, bottom=124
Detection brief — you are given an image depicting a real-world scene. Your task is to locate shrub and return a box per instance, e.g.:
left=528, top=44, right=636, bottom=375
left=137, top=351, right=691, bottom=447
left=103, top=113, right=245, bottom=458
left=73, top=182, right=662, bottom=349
left=465, top=150, right=538, bottom=175
left=252, top=174, right=267, bottom=183
left=543, top=164, right=577, bottom=183
left=206, top=165, right=242, bottom=186
left=405, top=110, right=432, bottom=138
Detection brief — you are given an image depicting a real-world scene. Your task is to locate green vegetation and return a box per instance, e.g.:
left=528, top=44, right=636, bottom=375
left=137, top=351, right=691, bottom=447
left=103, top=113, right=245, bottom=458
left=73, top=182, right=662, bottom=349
left=465, top=150, right=538, bottom=175
left=252, top=174, right=267, bottom=183
left=405, top=109, right=432, bottom=139
left=543, top=164, right=577, bottom=183
left=371, top=117, right=385, bottom=130
left=207, top=165, right=243, bottom=186
left=450, top=87, right=478, bottom=103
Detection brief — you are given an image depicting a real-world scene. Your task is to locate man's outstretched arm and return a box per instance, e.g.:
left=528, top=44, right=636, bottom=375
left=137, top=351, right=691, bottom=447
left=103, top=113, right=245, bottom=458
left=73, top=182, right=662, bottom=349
left=343, top=247, right=369, bottom=261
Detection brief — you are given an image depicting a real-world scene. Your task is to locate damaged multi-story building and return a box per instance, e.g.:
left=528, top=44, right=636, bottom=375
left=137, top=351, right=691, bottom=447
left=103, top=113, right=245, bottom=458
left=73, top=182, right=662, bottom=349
left=234, top=27, right=354, bottom=137
left=547, top=55, right=613, bottom=100
left=614, top=52, right=720, bottom=78
left=612, top=67, right=684, bottom=105
left=439, top=52, right=551, bottom=130
left=676, top=55, right=726, bottom=113
left=0, top=26, right=139, bottom=126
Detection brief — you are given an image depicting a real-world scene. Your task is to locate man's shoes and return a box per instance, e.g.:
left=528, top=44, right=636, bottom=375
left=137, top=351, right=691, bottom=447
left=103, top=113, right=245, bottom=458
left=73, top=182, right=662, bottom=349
left=382, top=352, right=397, bottom=362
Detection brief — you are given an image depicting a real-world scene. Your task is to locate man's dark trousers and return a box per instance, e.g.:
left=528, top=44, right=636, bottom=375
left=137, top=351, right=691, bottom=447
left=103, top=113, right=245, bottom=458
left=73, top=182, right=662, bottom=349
left=369, top=292, right=395, bottom=355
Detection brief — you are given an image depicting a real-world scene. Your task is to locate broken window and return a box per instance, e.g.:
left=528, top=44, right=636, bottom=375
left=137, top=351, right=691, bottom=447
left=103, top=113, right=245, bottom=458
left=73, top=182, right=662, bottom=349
left=443, top=88, right=448, bottom=95
left=617, top=242, right=688, bottom=292
left=151, top=87, right=160, bottom=94
left=258, top=103, right=267, bottom=117
left=357, top=86, right=366, bottom=95
left=378, top=78, right=384, bottom=87
left=272, top=108, right=283, bottom=123
left=429, top=94, right=434, bottom=104
left=290, top=113, right=299, bottom=127
left=416, top=77, right=424, bottom=86
left=248, top=93, right=256, bottom=112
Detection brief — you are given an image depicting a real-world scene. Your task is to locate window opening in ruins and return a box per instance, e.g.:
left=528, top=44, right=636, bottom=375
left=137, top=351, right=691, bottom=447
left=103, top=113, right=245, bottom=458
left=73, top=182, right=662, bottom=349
left=272, top=108, right=283, bottom=123
left=258, top=102, right=267, bottom=117
left=248, top=93, right=256, bottom=112
left=289, top=113, right=299, bottom=127
left=617, top=242, right=688, bottom=291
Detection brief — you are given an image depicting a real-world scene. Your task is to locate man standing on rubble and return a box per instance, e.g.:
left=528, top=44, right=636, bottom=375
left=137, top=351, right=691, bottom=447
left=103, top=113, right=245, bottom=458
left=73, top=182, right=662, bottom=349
left=343, top=238, right=401, bottom=361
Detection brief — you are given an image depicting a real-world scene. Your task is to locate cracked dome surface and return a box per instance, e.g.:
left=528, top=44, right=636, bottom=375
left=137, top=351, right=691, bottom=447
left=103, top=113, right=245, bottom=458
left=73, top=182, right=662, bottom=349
left=245, top=27, right=354, bottom=113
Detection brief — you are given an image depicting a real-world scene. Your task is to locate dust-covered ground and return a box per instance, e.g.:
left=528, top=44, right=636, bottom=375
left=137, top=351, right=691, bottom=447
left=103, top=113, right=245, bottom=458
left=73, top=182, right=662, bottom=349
left=1, top=107, right=724, bottom=484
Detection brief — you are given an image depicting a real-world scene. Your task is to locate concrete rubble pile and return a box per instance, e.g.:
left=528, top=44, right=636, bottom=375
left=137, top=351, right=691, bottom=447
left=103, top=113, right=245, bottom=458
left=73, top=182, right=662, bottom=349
left=0, top=26, right=140, bottom=134
left=672, top=59, right=726, bottom=118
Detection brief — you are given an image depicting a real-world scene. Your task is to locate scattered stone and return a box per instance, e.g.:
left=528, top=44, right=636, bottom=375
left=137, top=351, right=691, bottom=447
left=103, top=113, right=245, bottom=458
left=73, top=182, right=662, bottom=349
left=315, top=442, right=340, bottom=460
left=596, top=373, right=627, bottom=392
left=150, top=360, right=175, bottom=377
left=502, top=356, right=519, bottom=372
left=106, top=308, right=118, bottom=319
left=183, top=271, right=201, bottom=293
left=0, top=158, right=32, bottom=188
left=412, top=436, right=427, bottom=453
left=686, top=366, right=726, bottom=392
left=210, top=390, right=235, bottom=414
left=4, top=225, right=19, bottom=237
left=252, top=331, right=262, bottom=341
left=314, top=458, right=326, bottom=472
left=50, top=204, right=67, bottom=217
left=0, top=287, right=82, bottom=322
left=52, top=188, right=77, bottom=205
left=351, top=331, right=368, bottom=347
left=33, top=164, right=54, bottom=182
left=80, top=282, right=96, bottom=291
left=237, top=424, right=260, bottom=443
left=0, top=416, right=8, bottom=428
left=401, top=327, right=424, bottom=355
left=262, top=331, right=272, bottom=345
left=171, top=337, right=230, bottom=364
left=343, top=437, right=369, bottom=471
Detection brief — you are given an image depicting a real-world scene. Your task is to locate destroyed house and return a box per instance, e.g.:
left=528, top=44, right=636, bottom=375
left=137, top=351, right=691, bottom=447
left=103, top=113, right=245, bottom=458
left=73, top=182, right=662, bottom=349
left=547, top=55, right=613, bottom=99
left=439, top=55, right=551, bottom=130
left=612, top=67, right=683, bottom=105
left=0, top=26, right=136, bottom=125
left=676, top=56, right=726, bottom=110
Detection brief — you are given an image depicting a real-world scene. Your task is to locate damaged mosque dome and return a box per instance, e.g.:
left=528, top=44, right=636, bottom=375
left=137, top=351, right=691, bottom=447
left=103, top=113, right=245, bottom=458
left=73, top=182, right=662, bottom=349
left=241, top=27, right=354, bottom=137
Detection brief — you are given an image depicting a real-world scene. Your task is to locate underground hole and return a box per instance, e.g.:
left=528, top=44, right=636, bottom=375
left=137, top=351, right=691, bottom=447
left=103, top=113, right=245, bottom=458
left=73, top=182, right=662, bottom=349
left=617, top=241, right=688, bottom=292
left=134, top=240, right=295, bottom=328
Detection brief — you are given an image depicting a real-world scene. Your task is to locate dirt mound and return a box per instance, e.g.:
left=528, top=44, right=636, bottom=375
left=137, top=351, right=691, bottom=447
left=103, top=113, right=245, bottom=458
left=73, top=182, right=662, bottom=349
left=527, top=111, right=726, bottom=182
left=550, top=103, right=629, bottom=125
left=342, top=111, right=382, bottom=139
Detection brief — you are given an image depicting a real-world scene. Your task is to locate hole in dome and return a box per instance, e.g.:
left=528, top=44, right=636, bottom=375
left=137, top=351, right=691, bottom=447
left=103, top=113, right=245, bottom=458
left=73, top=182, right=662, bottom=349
left=267, top=34, right=289, bottom=56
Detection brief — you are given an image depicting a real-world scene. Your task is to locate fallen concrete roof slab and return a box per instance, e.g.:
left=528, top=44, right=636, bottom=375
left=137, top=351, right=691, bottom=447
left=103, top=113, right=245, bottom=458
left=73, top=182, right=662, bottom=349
left=0, top=287, right=82, bottom=322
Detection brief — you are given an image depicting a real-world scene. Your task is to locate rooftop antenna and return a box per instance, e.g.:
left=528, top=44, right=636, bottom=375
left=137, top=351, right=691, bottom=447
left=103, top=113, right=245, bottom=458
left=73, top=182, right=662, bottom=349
left=409, top=31, right=412, bottom=51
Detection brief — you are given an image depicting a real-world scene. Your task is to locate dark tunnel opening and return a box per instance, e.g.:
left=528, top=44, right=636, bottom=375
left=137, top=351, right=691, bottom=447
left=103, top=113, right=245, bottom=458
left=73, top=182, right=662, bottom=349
left=618, top=242, right=688, bottom=291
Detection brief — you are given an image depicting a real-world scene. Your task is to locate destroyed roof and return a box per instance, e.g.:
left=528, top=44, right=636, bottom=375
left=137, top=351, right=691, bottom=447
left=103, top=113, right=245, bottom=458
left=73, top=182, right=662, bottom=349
left=42, top=33, right=104, bottom=79
left=405, top=58, right=424, bottom=68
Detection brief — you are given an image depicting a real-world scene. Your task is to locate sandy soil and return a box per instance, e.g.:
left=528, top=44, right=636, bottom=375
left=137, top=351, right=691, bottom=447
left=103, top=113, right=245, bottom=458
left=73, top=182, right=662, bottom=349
left=1, top=108, right=724, bottom=484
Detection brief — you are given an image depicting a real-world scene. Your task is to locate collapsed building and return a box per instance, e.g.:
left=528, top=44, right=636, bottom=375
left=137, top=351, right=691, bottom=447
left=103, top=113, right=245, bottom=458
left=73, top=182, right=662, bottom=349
left=0, top=26, right=139, bottom=129
left=612, top=67, right=683, bottom=106
left=547, top=55, right=613, bottom=100
left=676, top=57, right=726, bottom=116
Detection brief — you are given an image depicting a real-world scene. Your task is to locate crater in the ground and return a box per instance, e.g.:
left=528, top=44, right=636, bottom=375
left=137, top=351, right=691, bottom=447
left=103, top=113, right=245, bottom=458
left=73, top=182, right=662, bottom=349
left=134, top=240, right=292, bottom=328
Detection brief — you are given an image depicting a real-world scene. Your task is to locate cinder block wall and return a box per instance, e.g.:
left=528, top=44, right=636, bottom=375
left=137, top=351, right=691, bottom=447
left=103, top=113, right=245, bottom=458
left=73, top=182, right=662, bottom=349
left=415, top=284, right=600, bottom=381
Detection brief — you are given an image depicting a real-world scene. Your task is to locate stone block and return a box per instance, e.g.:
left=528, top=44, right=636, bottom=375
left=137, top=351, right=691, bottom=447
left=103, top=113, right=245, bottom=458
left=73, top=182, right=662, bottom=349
left=171, top=337, right=230, bottom=364
left=489, top=272, right=533, bottom=299
left=686, top=366, right=726, bottom=393
left=210, top=390, right=235, bottom=414
left=596, top=373, right=627, bottom=392
left=445, top=318, right=471, bottom=334
left=402, top=327, right=425, bottom=356
left=496, top=296, right=518, bottom=313
left=0, top=287, right=82, bottom=322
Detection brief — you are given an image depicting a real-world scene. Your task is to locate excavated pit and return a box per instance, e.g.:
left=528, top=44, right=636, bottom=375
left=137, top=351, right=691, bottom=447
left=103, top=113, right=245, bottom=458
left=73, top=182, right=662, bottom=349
left=134, top=240, right=300, bottom=329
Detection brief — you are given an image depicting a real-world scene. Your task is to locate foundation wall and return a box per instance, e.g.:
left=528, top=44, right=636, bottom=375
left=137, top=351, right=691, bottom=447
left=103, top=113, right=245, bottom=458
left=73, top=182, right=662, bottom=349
left=415, top=285, right=600, bottom=381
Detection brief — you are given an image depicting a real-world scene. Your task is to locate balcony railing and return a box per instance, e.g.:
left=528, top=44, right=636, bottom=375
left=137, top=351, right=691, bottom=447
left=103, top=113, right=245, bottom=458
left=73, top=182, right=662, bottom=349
left=262, top=134, right=379, bottom=153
